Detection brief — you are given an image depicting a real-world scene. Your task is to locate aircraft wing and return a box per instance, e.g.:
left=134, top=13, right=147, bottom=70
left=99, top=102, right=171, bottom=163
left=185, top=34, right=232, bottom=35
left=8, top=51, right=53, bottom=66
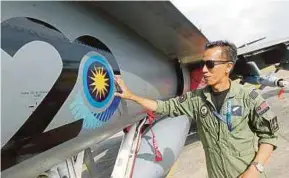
left=231, top=37, right=289, bottom=79
left=238, top=37, right=289, bottom=56
left=93, top=1, right=208, bottom=64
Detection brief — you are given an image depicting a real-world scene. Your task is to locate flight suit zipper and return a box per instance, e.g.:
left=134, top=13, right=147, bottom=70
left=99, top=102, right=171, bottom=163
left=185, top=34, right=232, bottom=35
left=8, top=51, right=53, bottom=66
left=206, top=102, right=229, bottom=178
left=204, top=97, right=226, bottom=141
left=219, top=95, right=234, bottom=178
left=203, top=90, right=233, bottom=178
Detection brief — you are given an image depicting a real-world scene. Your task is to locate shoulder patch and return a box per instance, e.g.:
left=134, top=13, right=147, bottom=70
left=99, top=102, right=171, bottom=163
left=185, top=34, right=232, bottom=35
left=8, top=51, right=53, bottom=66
left=178, top=94, right=187, bottom=103
left=256, top=101, right=270, bottom=116
left=249, top=89, right=259, bottom=100
left=270, top=116, right=279, bottom=133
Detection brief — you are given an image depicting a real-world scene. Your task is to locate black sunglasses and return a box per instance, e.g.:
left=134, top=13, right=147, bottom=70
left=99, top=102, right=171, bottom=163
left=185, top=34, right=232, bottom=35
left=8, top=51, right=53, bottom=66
left=200, top=60, right=232, bottom=69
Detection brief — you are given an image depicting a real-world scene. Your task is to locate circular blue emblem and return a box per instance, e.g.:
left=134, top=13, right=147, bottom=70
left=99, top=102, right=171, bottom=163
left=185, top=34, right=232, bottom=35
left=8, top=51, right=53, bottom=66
left=83, top=55, right=114, bottom=108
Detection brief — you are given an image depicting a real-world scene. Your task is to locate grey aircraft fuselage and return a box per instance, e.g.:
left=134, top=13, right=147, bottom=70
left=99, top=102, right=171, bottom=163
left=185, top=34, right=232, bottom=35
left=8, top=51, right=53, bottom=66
left=1, top=1, right=208, bottom=178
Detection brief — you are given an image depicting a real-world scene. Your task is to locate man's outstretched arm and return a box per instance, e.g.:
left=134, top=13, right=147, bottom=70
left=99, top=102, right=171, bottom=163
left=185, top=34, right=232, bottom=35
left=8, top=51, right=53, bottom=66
left=114, top=76, right=194, bottom=118
left=114, top=76, right=158, bottom=111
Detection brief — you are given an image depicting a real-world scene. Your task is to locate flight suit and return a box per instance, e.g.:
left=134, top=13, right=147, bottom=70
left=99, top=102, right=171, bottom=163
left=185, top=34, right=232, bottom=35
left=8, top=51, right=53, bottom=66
left=155, top=82, right=279, bottom=178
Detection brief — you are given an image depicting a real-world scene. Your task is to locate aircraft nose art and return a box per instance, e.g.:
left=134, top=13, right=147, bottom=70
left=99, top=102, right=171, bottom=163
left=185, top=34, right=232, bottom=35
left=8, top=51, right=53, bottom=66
left=69, top=51, right=121, bottom=130
left=83, top=54, right=114, bottom=108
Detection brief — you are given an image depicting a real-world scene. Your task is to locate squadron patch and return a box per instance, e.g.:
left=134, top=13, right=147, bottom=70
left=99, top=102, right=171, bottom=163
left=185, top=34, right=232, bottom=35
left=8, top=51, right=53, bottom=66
left=178, top=94, right=187, bottom=103
left=200, top=105, right=209, bottom=117
left=231, top=105, right=242, bottom=116
left=249, top=89, right=259, bottom=100
left=256, top=101, right=270, bottom=116
left=270, top=116, right=279, bottom=133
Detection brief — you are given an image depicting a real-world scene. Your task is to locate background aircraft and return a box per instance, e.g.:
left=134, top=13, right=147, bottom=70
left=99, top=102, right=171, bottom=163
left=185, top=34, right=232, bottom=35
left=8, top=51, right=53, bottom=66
left=231, top=37, right=289, bottom=88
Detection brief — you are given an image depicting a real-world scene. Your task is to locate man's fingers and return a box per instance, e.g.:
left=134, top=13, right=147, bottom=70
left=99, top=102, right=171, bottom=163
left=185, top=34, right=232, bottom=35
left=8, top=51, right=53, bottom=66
left=114, top=76, right=126, bottom=90
left=114, top=75, right=121, bottom=82
left=114, top=92, right=122, bottom=97
left=114, top=75, right=123, bottom=86
left=114, top=78, right=120, bottom=85
left=114, top=75, right=130, bottom=99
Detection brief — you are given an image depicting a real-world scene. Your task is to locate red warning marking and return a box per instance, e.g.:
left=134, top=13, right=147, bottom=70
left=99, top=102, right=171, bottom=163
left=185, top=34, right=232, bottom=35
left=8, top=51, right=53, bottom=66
left=190, top=68, right=206, bottom=90
left=278, top=88, right=285, bottom=100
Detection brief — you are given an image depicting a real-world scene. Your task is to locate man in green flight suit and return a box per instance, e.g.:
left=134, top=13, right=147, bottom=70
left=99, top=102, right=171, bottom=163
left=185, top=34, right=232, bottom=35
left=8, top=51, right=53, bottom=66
left=115, top=41, right=279, bottom=178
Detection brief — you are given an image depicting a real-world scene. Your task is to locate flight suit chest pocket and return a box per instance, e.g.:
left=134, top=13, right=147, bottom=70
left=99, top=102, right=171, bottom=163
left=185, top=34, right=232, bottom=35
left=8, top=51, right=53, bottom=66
left=229, top=105, right=250, bottom=133
left=227, top=105, right=254, bottom=153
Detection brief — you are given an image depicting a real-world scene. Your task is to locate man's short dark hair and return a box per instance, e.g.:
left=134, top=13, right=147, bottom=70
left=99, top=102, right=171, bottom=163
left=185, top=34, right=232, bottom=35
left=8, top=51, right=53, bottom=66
left=205, top=40, right=237, bottom=64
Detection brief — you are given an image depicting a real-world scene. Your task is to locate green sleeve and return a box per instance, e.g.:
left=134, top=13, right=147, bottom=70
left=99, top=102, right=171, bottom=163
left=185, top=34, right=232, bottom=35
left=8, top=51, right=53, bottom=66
left=248, top=89, right=279, bottom=150
left=155, top=91, right=196, bottom=119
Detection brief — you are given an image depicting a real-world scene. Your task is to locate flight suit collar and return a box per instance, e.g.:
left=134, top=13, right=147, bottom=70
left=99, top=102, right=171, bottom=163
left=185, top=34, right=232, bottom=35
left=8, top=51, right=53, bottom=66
left=202, top=80, right=239, bottom=104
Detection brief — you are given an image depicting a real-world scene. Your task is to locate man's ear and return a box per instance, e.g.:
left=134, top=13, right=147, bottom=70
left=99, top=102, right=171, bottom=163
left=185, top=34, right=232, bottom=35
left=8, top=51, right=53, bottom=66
left=227, top=63, right=234, bottom=73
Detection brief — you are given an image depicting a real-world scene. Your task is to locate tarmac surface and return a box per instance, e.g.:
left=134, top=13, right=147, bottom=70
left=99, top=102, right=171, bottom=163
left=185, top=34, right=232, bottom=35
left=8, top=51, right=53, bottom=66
left=83, top=70, right=289, bottom=178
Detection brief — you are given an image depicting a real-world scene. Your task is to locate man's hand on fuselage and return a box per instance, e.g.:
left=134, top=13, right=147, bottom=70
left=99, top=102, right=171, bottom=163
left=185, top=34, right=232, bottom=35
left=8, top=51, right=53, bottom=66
left=114, top=75, right=158, bottom=111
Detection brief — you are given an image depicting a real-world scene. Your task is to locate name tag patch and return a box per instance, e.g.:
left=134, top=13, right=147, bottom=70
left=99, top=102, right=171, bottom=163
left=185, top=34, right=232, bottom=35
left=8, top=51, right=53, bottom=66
left=256, top=101, right=270, bottom=116
left=231, top=105, right=242, bottom=116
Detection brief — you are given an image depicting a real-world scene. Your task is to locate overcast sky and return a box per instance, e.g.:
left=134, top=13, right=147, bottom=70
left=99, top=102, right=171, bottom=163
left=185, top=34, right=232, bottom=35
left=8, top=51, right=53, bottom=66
left=171, top=0, right=289, bottom=47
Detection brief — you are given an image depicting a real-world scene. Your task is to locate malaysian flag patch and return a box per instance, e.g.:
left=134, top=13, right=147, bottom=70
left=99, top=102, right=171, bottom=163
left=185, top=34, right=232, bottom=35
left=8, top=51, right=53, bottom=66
left=256, top=101, right=270, bottom=116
